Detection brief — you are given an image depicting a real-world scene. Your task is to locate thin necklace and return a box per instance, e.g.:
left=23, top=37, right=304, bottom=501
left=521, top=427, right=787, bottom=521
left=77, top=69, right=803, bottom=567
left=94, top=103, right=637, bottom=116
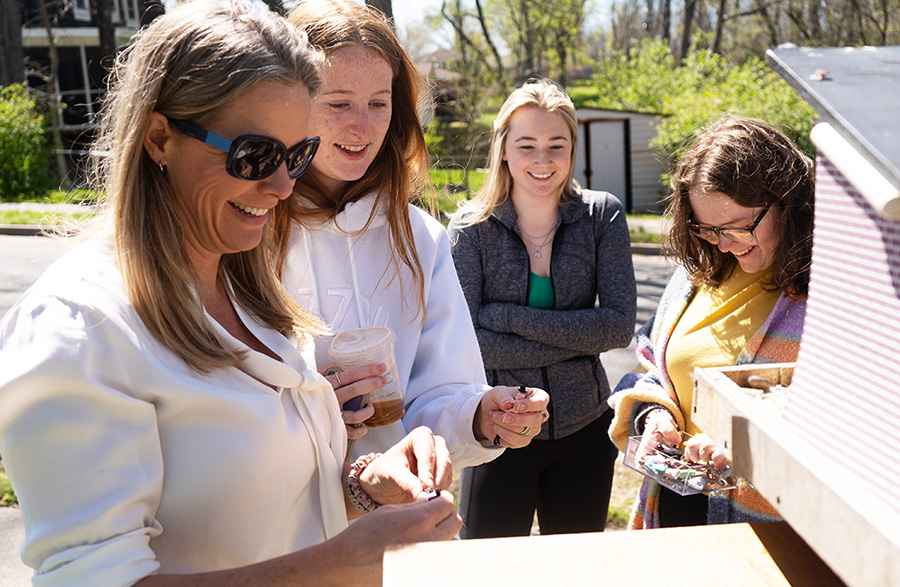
left=520, top=224, right=557, bottom=259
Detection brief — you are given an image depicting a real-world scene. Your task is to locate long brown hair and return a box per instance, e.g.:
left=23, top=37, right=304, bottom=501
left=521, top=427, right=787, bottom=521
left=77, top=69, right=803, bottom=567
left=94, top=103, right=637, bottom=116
left=88, top=0, right=325, bottom=373
left=277, top=0, right=429, bottom=321
left=666, top=115, right=815, bottom=296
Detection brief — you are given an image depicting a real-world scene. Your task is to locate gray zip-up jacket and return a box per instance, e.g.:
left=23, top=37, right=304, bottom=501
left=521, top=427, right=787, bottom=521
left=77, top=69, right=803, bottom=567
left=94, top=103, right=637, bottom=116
left=447, top=190, right=637, bottom=440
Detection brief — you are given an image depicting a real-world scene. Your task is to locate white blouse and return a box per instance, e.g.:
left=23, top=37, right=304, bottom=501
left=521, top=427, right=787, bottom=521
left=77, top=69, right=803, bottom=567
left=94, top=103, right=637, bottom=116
left=0, top=241, right=348, bottom=586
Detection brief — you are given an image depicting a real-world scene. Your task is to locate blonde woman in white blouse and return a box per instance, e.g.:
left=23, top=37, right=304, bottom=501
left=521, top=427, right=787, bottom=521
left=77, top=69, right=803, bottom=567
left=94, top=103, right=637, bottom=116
left=0, top=2, right=459, bottom=585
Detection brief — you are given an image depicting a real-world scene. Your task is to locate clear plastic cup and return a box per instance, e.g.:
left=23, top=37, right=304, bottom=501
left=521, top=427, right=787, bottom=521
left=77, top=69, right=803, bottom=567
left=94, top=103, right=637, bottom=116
left=328, top=327, right=404, bottom=427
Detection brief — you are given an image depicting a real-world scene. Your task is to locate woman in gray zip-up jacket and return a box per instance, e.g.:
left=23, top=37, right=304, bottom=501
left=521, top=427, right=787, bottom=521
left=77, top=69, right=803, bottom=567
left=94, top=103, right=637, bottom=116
left=447, top=79, right=637, bottom=538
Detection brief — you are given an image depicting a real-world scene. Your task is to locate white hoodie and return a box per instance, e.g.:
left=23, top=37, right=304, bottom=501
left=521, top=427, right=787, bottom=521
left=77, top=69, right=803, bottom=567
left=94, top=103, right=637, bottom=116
left=282, top=192, right=502, bottom=468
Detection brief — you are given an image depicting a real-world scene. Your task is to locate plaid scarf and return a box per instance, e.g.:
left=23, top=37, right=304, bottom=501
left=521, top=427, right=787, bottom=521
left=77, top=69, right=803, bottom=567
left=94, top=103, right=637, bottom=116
left=608, top=267, right=806, bottom=529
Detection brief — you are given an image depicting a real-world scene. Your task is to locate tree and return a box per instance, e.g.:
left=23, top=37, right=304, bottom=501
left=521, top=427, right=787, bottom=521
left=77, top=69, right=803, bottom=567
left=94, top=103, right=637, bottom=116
left=583, top=38, right=817, bottom=167
left=679, top=0, right=697, bottom=62
left=441, top=0, right=508, bottom=92
left=366, top=0, right=393, bottom=21
left=545, top=0, right=588, bottom=85
left=36, top=0, right=66, bottom=184
left=502, top=0, right=544, bottom=78
left=1, top=0, right=25, bottom=85
left=91, top=0, right=116, bottom=74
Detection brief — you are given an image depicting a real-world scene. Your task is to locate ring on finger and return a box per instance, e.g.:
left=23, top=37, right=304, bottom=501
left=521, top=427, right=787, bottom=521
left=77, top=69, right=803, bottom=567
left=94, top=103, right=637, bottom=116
left=519, top=425, right=531, bottom=436
left=541, top=411, right=549, bottom=422
left=334, top=372, right=342, bottom=387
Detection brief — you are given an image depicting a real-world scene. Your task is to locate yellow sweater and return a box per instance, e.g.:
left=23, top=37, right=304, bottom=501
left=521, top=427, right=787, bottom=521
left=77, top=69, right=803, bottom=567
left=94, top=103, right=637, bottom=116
left=665, top=267, right=778, bottom=434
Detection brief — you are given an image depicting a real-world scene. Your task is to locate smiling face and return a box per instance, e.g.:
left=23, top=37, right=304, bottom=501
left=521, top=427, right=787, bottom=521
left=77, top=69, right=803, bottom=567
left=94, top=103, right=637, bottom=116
left=688, top=189, right=781, bottom=274
left=161, top=81, right=312, bottom=273
left=503, top=106, right=572, bottom=203
left=306, top=45, right=393, bottom=196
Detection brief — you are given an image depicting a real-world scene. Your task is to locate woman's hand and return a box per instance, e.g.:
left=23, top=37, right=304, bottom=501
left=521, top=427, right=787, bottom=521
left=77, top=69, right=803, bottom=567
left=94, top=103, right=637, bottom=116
left=684, top=432, right=731, bottom=469
left=636, top=408, right=682, bottom=460
left=359, top=426, right=453, bottom=506
left=321, top=362, right=383, bottom=439
left=473, top=386, right=550, bottom=448
left=324, top=495, right=461, bottom=584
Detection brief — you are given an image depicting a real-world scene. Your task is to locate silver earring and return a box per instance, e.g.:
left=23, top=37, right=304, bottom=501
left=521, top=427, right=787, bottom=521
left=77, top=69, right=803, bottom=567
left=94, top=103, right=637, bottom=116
left=158, top=162, right=168, bottom=177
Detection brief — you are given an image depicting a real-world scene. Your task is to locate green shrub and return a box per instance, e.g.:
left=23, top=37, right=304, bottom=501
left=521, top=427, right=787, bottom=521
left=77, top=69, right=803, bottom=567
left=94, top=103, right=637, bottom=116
left=0, top=471, right=17, bottom=506
left=629, top=226, right=662, bottom=244
left=0, top=84, right=54, bottom=200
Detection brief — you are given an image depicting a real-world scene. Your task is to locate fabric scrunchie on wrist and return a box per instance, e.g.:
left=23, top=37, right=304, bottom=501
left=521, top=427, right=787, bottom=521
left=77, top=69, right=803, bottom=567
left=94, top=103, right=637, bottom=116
left=345, top=452, right=383, bottom=513
left=639, top=407, right=672, bottom=435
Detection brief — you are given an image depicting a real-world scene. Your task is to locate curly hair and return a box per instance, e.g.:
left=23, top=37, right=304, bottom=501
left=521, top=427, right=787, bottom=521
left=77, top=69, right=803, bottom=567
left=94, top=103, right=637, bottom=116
left=665, top=115, right=815, bottom=296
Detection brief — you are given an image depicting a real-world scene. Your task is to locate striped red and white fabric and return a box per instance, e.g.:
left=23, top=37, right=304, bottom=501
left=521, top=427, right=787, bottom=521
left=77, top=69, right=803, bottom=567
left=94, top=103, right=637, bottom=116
left=785, top=154, right=900, bottom=510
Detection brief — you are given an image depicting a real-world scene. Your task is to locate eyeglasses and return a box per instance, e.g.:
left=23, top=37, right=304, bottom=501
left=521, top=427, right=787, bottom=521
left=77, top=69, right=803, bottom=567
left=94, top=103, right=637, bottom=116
left=688, top=203, right=772, bottom=244
left=164, top=116, right=319, bottom=181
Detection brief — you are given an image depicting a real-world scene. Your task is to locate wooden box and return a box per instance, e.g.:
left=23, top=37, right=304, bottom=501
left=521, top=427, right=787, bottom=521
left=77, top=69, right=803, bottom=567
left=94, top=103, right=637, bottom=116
left=692, top=364, right=900, bottom=587
left=692, top=362, right=795, bottom=456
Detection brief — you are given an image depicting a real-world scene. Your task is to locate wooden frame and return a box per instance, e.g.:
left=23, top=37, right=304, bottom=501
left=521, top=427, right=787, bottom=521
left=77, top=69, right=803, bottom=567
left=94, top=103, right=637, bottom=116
left=693, top=364, right=900, bottom=586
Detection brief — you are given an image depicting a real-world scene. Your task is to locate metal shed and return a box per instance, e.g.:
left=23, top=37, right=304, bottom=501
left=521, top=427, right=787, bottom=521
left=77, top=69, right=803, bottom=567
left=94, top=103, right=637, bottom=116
left=573, top=108, right=668, bottom=212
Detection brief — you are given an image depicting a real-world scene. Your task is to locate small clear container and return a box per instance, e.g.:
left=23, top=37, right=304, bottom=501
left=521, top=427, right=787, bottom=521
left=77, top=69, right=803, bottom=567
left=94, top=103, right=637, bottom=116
left=624, top=432, right=736, bottom=495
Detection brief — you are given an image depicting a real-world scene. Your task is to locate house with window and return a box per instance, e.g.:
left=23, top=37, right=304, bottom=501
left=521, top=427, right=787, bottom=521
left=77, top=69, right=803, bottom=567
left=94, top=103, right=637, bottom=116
left=20, top=0, right=148, bottom=131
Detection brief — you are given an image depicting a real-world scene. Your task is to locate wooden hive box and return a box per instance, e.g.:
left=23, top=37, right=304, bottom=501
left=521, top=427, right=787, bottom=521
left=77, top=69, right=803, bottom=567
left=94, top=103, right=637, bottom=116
left=694, top=46, right=900, bottom=587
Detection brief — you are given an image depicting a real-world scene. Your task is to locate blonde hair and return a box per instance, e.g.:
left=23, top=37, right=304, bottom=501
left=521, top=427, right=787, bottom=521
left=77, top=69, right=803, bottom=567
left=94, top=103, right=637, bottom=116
left=277, top=0, right=430, bottom=322
left=454, top=78, right=580, bottom=227
left=87, top=0, right=325, bottom=373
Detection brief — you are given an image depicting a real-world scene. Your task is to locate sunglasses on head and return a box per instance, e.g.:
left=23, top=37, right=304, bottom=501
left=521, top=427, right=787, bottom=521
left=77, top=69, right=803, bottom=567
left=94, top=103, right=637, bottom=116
left=164, top=115, right=319, bottom=181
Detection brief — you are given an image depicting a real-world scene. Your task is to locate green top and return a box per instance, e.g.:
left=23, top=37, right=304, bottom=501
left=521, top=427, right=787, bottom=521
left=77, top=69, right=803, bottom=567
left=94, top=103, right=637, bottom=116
left=527, top=272, right=554, bottom=309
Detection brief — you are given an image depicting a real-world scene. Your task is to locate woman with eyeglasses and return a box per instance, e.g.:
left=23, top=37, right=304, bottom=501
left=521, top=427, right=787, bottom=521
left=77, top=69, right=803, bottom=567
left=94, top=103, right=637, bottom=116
left=0, top=1, right=461, bottom=584
left=608, top=115, right=815, bottom=529
left=274, top=0, right=549, bottom=469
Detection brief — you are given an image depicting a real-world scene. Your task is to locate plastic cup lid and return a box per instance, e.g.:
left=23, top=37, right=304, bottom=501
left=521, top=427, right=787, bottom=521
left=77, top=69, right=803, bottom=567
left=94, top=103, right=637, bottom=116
left=328, top=327, right=396, bottom=360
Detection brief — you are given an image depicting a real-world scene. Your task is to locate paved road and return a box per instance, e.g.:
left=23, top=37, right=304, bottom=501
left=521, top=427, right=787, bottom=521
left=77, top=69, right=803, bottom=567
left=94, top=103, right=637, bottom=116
left=0, top=236, right=64, bottom=320
left=0, top=235, right=674, bottom=582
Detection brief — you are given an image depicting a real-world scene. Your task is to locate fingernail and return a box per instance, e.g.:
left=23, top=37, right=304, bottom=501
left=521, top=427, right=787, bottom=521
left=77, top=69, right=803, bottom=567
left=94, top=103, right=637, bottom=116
left=502, top=414, right=515, bottom=424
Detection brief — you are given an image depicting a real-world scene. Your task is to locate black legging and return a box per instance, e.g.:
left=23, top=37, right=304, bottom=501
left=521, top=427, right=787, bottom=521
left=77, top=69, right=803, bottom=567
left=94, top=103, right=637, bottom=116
left=459, top=409, right=618, bottom=538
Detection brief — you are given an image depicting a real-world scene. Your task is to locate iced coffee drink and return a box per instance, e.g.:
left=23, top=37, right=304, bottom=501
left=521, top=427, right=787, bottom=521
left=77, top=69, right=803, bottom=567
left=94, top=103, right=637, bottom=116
left=328, top=327, right=404, bottom=427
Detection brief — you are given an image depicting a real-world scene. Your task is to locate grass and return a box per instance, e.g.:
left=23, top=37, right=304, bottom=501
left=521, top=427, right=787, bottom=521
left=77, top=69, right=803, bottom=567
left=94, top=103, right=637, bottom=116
left=629, top=226, right=663, bottom=244
left=0, top=210, right=93, bottom=225
left=44, top=189, right=98, bottom=205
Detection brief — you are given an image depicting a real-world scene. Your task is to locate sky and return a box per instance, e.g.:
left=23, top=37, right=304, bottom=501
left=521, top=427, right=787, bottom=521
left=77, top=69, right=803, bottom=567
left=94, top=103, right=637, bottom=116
left=380, top=0, right=613, bottom=54
left=295, top=0, right=613, bottom=56
left=385, top=0, right=442, bottom=33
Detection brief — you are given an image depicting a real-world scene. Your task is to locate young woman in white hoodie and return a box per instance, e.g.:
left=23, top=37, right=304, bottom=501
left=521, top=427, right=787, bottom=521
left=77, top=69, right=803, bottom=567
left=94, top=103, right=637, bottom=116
left=275, top=0, right=549, bottom=468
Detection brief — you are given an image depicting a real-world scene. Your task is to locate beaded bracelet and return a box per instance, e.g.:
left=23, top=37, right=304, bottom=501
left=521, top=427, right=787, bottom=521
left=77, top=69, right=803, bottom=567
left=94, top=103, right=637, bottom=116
left=345, top=452, right=383, bottom=514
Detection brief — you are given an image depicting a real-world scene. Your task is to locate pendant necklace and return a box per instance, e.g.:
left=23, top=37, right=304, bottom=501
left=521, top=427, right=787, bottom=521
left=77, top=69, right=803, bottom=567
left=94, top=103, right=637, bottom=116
left=520, top=223, right=557, bottom=259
